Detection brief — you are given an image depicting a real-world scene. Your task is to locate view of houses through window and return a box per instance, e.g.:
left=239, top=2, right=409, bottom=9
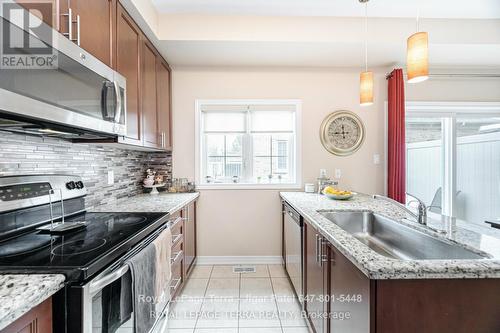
left=198, top=101, right=299, bottom=186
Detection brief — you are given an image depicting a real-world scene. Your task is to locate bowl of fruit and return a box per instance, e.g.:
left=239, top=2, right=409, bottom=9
left=322, top=186, right=355, bottom=200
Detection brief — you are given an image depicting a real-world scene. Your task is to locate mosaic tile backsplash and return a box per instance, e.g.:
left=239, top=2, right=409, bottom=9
left=0, top=132, right=172, bottom=209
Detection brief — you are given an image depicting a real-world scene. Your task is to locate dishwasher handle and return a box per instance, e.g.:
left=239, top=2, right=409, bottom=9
left=284, top=204, right=301, bottom=225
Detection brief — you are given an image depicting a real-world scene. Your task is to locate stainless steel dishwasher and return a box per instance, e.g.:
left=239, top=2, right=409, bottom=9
left=283, top=203, right=303, bottom=300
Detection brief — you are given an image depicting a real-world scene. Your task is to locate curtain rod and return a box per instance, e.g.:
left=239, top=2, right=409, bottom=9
left=386, top=72, right=500, bottom=80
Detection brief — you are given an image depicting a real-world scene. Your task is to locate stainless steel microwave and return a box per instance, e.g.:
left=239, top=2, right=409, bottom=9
left=0, top=2, right=126, bottom=139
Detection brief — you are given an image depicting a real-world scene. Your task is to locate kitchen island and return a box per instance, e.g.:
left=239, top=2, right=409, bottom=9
left=280, top=192, right=500, bottom=333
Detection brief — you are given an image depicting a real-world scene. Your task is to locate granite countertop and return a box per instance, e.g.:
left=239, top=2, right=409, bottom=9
left=90, top=192, right=199, bottom=213
left=281, top=192, right=500, bottom=279
left=0, top=274, right=65, bottom=330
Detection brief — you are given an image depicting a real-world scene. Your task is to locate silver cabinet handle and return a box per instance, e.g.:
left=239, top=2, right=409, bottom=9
left=315, top=234, right=319, bottom=263
left=171, top=251, right=183, bottom=264
left=320, top=238, right=328, bottom=266
left=61, top=8, right=73, bottom=41
left=170, top=278, right=182, bottom=291
left=171, top=233, right=182, bottom=245
left=75, top=14, right=80, bottom=46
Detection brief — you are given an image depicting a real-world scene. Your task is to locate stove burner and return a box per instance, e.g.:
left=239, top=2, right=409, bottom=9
left=0, top=234, right=54, bottom=257
left=51, top=238, right=107, bottom=256
left=114, top=216, right=147, bottom=225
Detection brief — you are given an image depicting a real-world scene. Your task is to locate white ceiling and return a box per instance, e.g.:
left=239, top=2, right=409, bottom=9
left=151, top=0, right=500, bottom=19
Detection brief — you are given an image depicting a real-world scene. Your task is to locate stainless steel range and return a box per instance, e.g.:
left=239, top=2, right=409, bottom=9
left=0, top=175, right=174, bottom=333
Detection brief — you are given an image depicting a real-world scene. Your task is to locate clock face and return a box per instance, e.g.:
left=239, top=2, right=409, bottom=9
left=320, top=111, right=365, bottom=156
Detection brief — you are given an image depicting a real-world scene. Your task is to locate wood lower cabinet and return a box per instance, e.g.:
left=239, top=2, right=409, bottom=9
left=116, top=3, right=142, bottom=145
left=3, top=297, right=52, bottom=333
left=297, top=212, right=500, bottom=333
left=304, top=222, right=327, bottom=333
left=182, top=201, right=196, bottom=276
left=327, top=243, right=371, bottom=333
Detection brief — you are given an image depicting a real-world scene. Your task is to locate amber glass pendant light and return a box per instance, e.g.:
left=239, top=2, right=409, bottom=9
left=407, top=6, right=429, bottom=83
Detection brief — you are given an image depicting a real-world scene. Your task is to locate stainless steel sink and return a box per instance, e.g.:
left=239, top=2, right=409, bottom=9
left=319, top=210, right=488, bottom=260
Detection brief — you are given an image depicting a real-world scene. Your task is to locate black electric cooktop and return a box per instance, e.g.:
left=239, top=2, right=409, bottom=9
left=0, top=211, right=169, bottom=281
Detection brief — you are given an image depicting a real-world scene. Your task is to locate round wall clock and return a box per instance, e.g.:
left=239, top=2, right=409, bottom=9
left=320, top=110, right=365, bottom=156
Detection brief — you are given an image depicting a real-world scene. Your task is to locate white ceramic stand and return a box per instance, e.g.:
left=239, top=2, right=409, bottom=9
left=143, top=183, right=165, bottom=195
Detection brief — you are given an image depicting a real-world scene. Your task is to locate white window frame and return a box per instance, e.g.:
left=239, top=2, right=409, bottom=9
left=195, top=99, right=302, bottom=190
left=384, top=101, right=500, bottom=219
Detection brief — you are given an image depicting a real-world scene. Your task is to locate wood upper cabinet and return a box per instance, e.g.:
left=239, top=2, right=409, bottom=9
left=65, top=0, right=115, bottom=66
left=156, top=58, right=172, bottom=150
left=305, top=222, right=327, bottom=333
left=141, top=38, right=160, bottom=148
left=3, top=297, right=52, bottom=333
left=116, top=3, right=142, bottom=145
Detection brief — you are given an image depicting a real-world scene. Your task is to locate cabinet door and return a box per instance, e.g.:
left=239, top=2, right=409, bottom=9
left=328, top=244, right=370, bottom=333
left=116, top=3, right=142, bottom=144
left=15, top=0, right=59, bottom=29
left=3, top=297, right=52, bottom=333
left=70, top=0, right=115, bottom=66
left=305, top=222, right=326, bottom=333
left=141, top=39, right=160, bottom=148
left=156, top=58, right=172, bottom=150
left=183, top=202, right=196, bottom=276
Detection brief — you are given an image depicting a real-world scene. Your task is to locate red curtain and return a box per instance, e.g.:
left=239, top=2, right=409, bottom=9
left=387, top=68, right=406, bottom=203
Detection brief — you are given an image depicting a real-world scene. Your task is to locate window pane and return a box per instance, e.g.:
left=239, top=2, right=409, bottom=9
left=406, top=118, right=443, bottom=208
left=225, top=157, right=243, bottom=178
left=225, top=134, right=243, bottom=156
left=204, top=112, right=246, bottom=132
left=253, top=157, right=271, bottom=182
left=251, top=111, right=294, bottom=132
left=456, top=116, right=500, bottom=224
left=207, top=156, right=224, bottom=179
left=206, top=134, right=224, bottom=156
left=253, top=134, right=271, bottom=156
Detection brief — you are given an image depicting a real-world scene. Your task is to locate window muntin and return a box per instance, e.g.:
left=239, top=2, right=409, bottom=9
left=199, top=102, right=299, bottom=186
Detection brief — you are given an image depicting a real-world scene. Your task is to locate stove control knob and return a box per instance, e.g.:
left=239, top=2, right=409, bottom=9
left=66, top=181, right=76, bottom=190
left=75, top=181, right=84, bottom=189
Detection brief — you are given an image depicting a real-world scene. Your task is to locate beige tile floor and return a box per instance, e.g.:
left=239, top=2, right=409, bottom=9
left=166, top=264, right=312, bottom=333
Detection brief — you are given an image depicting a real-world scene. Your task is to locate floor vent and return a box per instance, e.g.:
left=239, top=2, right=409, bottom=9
left=233, top=266, right=256, bottom=273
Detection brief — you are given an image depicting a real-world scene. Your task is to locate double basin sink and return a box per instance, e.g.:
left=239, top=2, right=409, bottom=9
left=319, top=211, right=488, bottom=260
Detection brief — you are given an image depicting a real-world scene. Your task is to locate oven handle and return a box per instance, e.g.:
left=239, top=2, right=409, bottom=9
left=89, top=264, right=129, bottom=296
left=88, top=220, right=171, bottom=296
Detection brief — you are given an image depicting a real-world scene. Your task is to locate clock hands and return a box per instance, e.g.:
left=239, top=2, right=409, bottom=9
left=333, top=124, right=350, bottom=139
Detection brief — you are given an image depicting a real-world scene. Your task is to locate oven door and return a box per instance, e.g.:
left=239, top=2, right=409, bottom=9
left=82, top=264, right=134, bottom=333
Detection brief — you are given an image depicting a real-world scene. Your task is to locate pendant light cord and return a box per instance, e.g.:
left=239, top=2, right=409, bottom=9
left=416, top=0, right=420, bottom=32
left=364, top=2, right=368, bottom=72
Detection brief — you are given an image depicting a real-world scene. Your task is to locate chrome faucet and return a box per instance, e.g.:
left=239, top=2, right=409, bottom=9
left=405, top=193, right=427, bottom=226
left=372, top=193, right=427, bottom=226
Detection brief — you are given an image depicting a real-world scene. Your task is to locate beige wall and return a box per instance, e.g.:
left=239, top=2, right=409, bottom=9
left=172, top=67, right=387, bottom=257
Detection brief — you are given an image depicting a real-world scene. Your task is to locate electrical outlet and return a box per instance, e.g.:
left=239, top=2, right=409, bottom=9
left=335, top=169, right=342, bottom=179
left=107, top=170, right=114, bottom=185
left=373, top=153, right=381, bottom=165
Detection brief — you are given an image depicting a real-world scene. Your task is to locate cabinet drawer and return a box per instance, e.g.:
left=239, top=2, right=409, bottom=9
left=170, top=259, right=183, bottom=296
left=171, top=238, right=183, bottom=265
left=170, top=217, right=183, bottom=246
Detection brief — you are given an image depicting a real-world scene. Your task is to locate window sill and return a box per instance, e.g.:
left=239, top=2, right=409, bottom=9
left=196, top=183, right=303, bottom=190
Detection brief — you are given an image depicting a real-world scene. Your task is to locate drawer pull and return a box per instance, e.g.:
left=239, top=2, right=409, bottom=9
left=171, top=234, right=182, bottom=245
left=171, top=251, right=183, bottom=264
left=170, top=278, right=182, bottom=291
